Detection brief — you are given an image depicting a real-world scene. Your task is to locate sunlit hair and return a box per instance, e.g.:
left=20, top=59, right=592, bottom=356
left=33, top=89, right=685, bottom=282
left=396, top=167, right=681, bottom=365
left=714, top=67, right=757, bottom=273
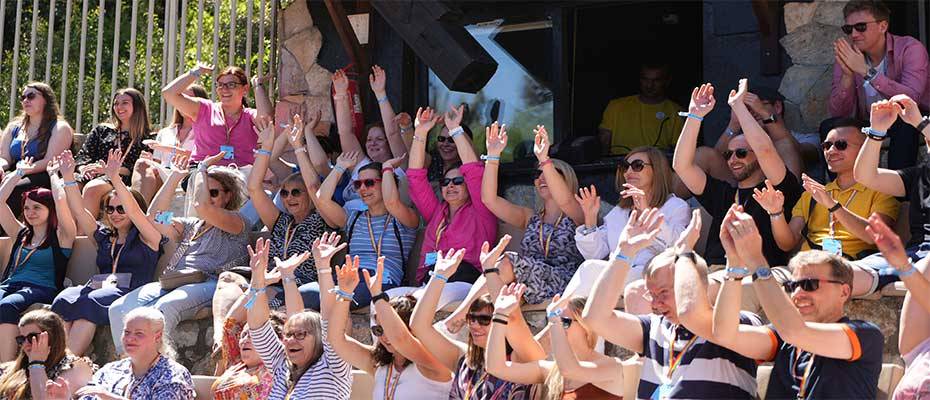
left=843, top=0, right=890, bottom=21
left=372, top=294, right=417, bottom=368
left=0, top=310, right=69, bottom=400
left=534, top=158, right=579, bottom=212
left=644, top=248, right=708, bottom=285
left=539, top=297, right=596, bottom=400
left=217, top=66, right=250, bottom=108
left=206, top=167, right=247, bottom=210
left=101, top=189, right=148, bottom=231
left=212, top=312, right=286, bottom=392
left=615, top=146, right=674, bottom=209
left=108, top=88, right=151, bottom=144
left=124, top=307, right=176, bottom=359
left=285, top=311, right=324, bottom=385
left=9, top=82, right=62, bottom=160
left=788, top=250, right=855, bottom=300
left=464, top=294, right=494, bottom=370
left=172, top=84, right=208, bottom=126
left=20, top=188, right=57, bottom=248
left=281, top=172, right=315, bottom=213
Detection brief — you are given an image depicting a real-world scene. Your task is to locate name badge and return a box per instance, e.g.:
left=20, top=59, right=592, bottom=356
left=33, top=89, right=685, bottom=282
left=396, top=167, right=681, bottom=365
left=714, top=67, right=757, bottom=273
left=650, top=383, right=673, bottom=400
left=219, top=145, right=235, bottom=160
left=425, top=252, right=438, bottom=266
left=821, top=238, right=842, bottom=256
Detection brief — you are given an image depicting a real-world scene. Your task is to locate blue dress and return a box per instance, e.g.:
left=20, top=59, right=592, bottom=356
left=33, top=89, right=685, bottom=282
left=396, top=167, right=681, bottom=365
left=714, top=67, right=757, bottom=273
left=51, top=225, right=165, bottom=325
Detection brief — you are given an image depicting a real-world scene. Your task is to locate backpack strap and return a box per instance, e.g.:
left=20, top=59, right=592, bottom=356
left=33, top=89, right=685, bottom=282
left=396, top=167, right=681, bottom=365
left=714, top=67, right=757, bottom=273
left=346, top=210, right=364, bottom=255
left=801, top=196, right=819, bottom=249
left=391, top=218, right=405, bottom=261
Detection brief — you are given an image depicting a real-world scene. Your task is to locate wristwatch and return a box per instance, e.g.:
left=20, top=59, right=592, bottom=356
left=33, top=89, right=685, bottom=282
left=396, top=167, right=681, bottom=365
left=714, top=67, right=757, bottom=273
left=752, top=267, right=773, bottom=281
left=761, top=114, right=776, bottom=125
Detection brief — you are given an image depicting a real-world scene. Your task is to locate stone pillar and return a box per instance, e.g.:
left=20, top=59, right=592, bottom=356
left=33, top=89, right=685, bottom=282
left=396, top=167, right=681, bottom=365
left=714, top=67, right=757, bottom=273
left=277, top=0, right=333, bottom=135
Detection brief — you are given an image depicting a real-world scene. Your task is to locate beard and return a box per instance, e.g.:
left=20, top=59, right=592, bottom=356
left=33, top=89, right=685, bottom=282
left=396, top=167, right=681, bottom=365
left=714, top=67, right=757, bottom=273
left=732, top=160, right=760, bottom=182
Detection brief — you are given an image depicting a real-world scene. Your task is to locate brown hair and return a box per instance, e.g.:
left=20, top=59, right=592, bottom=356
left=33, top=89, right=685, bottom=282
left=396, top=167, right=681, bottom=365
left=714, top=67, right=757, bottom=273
left=172, top=84, right=208, bottom=126
left=286, top=310, right=325, bottom=387
left=0, top=310, right=69, bottom=400
left=11, top=82, right=62, bottom=160
left=464, top=294, right=494, bottom=370
left=788, top=250, right=855, bottom=296
left=217, top=66, right=250, bottom=108
left=534, top=159, right=579, bottom=212
left=372, top=294, right=417, bottom=368
left=101, top=188, right=149, bottom=231
left=109, top=88, right=152, bottom=144
left=206, top=167, right=247, bottom=210
left=843, top=1, right=891, bottom=21
left=615, top=146, right=674, bottom=209
left=644, top=248, right=709, bottom=285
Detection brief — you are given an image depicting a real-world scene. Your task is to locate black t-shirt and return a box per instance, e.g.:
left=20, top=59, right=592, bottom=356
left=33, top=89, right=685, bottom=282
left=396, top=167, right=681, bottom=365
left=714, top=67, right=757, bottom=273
left=765, top=317, right=883, bottom=400
left=897, top=163, right=930, bottom=246
left=695, top=170, right=803, bottom=265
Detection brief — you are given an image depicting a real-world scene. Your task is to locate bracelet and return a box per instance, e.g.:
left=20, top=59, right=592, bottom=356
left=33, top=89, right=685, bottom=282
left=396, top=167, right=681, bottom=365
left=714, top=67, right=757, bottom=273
left=481, top=154, right=501, bottom=162
left=333, top=165, right=347, bottom=174
left=371, top=292, right=390, bottom=305
left=15, top=169, right=24, bottom=177
left=676, top=251, right=696, bottom=263
left=28, top=360, right=46, bottom=366
left=328, top=288, right=356, bottom=303
left=399, top=126, right=412, bottom=134
left=546, top=308, right=563, bottom=319
left=492, top=318, right=508, bottom=325
left=382, top=167, right=395, bottom=175
left=254, top=149, right=272, bottom=157
left=189, top=68, right=202, bottom=77
left=898, top=261, right=918, bottom=278
left=768, top=210, right=784, bottom=218
left=725, top=267, right=751, bottom=280
left=492, top=313, right=510, bottom=320
left=243, top=286, right=267, bottom=310
left=678, top=111, right=704, bottom=121
left=861, top=127, right=887, bottom=139
left=827, top=202, right=842, bottom=212
left=917, top=117, right=930, bottom=133
left=412, top=135, right=426, bottom=142
left=613, top=251, right=631, bottom=263
left=294, top=147, right=308, bottom=154
left=482, top=267, right=500, bottom=275
left=429, top=270, right=449, bottom=283
left=538, top=159, right=553, bottom=168
left=449, top=126, right=465, bottom=138
left=377, top=95, right=389, bottom=104
left=333, top=94, right=347, bottom=101
left=197, top=163, right=209, bottom=173
left=63, top=180, right=78, bottom=187
left=317, top=268, right=332, bottom=275
left=28, top=364, right=46, bottom=370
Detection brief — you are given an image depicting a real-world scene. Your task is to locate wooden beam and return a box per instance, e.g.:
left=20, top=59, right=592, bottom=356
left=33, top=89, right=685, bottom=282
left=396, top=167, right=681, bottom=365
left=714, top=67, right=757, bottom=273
left=324, top=0, right=370, bottom=110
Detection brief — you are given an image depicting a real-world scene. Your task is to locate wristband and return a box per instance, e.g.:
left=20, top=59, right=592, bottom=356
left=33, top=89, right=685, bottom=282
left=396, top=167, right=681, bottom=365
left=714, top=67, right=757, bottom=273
left=449, top=126, right=465, bottom=138
left=189, top=68, right=202, bottom=77
left=197, top=163, right=209, bottom=173
left=28, top=360, right=46, bottom=366
left=768, top=211, right=784, bottom=218
left=15, top=169, right=24, bottom=177
left=429, top=270, right=449, bottom=283
left=294, top=147, right=308, bottom=154
left=678, top=112, right=704, bottom=121
left=725, top=267, right=751, bottom=279
left=481, top=154, right=500, bottom=162
left=861, top=127, right=887, bottom=140
left=399, top=126, right=412, bottom=134
left=492, top=312, right=510, bottom=320
left=492, top=318, right=508, bottom=325
left=538, top=159, right=553, bottom=168
left=546, top=308, right=563, bottom=319
left=676, top=251, right=696, bottom=263
left=613, top=251, right=631, bottom=263
left=382, top=167, right=395, bottom=175
left=243, top=287, right=267, bottom=310
left=752, top=267, right=773, bottom=281
left=333, top=94, right=347, bottom=101
left=377, top=95, right=389, bottom=104
left=412, top=135, right=426, bottom=142
left=827, top=202, right=842, bottom=212
left=482, top=268, right=500, bottom=275
left=917, top=117, right=930, bottom=133
left=333, top=165, right=347, bottom=174
left=254, top=149, right=272, bottom=157
left=63, top=181, right=78, bottom=187
left=897, top=261, right=918, bottom=278
left=28, top=364, right=46, bottom=370
left=371, top=292, right=390, bottom=305
left=328, top=288, right=356, bottom=303
left=317, top=268, right=332, bottom=275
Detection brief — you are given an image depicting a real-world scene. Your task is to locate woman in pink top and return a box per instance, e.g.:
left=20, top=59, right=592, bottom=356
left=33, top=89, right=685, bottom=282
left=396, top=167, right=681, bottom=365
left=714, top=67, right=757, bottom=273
left=161, top=63, right=272, bottom=167
left=407, top=106, right=496, bottom=285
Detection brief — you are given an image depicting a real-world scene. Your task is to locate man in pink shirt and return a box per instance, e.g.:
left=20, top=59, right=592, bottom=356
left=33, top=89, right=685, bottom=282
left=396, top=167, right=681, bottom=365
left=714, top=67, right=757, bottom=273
left=830, top=0, right=930, bottom=169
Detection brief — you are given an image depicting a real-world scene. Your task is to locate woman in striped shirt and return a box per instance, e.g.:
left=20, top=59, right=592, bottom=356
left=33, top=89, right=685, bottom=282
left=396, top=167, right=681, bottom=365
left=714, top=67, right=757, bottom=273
left=246, top=237, right=352, bottom=400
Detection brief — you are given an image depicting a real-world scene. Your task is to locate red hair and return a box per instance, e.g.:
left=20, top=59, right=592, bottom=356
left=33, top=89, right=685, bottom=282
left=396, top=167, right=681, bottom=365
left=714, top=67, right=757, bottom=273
left=20, top=188, right=57, bottom=247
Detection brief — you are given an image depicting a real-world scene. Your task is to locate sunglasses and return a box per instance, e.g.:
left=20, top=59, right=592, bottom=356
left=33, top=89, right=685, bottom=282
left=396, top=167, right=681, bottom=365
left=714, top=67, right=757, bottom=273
left=841, top=20, right=882, bottom=35
left=533, top=168, right=565, bottom=180
left=371, top=325, right=384, bottom=337
left=466, top=313, right=493, bottom=326
left=560, top=317, right=574, bottom=330
left=821, top=140, right=849, bottom=151
left=216, top=81, right=244, bottom=90
left=441, top=176, right=465, bottom=187
left=279, top=188, right=303, bottom=198
left=105, top=205, right=126, bottom=215
left=15, top=332, right=40, bottom=346
left=436, top=136, right=454, bottom=143
left=208, top=188, right=227, bottom=198
left=723, top=148, right=753, bottom=160
left=283, top=330, right=310, bottom=341
left=619, top=159, right=651, bottom=172
left=782, top=278, right=845, bottom=293
left=353, top=178, right=382, bottom=190
left=20, top=92, right=38, bottom=101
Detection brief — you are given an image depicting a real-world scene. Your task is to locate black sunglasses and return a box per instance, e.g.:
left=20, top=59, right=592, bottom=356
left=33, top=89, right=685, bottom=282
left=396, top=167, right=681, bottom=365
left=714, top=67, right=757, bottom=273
left=619, top=159, right=651, bottom=172
left=15, top=332, right=40, bottom=346
left=466, top=313, right=493, bottom=326
left=441, top=176, right=465, bottom=187
left=533, top=168, right=565, bottom=180
left=436, top=136, right=454, bottom=143
left=560, top=317, right=574, bottom=330
left=783, top=278, right=845, bottom=293
left=841, top=20, right=883, bottom=35
left=821, top=140, right=849, bottom=151
left=723, top=148, right=753, bottom=160
left=283, top=330, right=310, bottom=341
left=279, top=188, right=303, bottom=198
left=208, top=188, right=227, bottom=198
left=105, top=205, right=126, bottom=215
left=20, top=92, right=38, bottom=101
left=353, top=178, right=382, bottom=190
left=371, top=325, right=384, bottom=337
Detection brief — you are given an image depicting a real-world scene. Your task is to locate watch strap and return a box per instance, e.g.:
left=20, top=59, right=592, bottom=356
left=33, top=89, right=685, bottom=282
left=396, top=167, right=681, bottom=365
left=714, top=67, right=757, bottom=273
left=371, top=292, right=390, bottom=305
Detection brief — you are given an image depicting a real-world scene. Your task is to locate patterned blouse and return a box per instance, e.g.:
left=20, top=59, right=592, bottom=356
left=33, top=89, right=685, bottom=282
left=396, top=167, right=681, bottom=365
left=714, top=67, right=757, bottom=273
left=0, top=353, right=96, bottom=400
left=268, top=212, right=328, bottom=286
left=75, top=124, right=153, bottom=184
left=80, top=355, right=194, bottom=400
left=449, top=357, right=530, bottom=400
left=213, top=318, right=275, bottom=400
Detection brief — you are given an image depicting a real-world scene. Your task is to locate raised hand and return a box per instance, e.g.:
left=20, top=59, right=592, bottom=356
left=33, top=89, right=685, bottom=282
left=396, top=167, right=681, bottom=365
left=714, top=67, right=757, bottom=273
left=25, top=331, right=50, bottom=363
left=870, top=100, right=902, bottom=133
left=362, top=256, right=386, bottom=296
left=891, top=94, right=923, bottom=128
left=312, top=232, right=347, bottom=264
left=675, top=209, right=702, bottom=253
left=202, top=151, right=227, bottom=168
left=434, top=248, right=466, bottom=278
left=727, top=78, right=749, bottom=108
left=865, top=213, right=910, bottom=271
left=382, top=153, right=407, bottom=170
left=834, top=39, right=868, bottom=76
left=480, top=235, right=511, bottom=271
left=304, top=109, right=321, bottom=135
left=743, top=92, right=775, bottom=119
left=725, top=207, right=765, bottom=267
left=414, top=107, right=441, bottom=137
left=369, top=65, right=387, bottom=95
left=284, top=114, right=305, bottom=148
left=102, top=149, right=124, bottom=180
left=251, top=73, right=274, bottom=88
left=336, top=255, right=361, bottom=293
left=168, top=151, right=191, bottom=178
left=615, top=207, right=664, bottom=258
left=248, top=238, right=271, bottom=286
left=444, top=104, right=465, bottom=130
left=533, top=125, right=551, bottom=162
left=46, top=155, right=62, bottom=177
left=720, top=204, right=743, bottom=267
left=252, top=115, right=276, bottom=146
left=274, top=251, right=311, bottom=279
left=689, top=83, right=716, bottom=117
left=801, top=174, right=836, bottom=208
left=833, top=39, right=855, bottom=77
left=752, top=179, right=785, bottom=214
left=192, top=62, right=214, bottom=76
left=16, top=156, right=35, bottom=175
left=620, top=183, right=647, bottom=211
left=574, top=185, right=601, bottom=227
left=58, top=150, right=76, bottom=177
left=336, top=151, right=361, bottom=170
left=46, top=377, right=72, bottom=400
left=394, top=112, right=413, bottom=132
left=485, top=122, right=508, bottom=157
left=494, top=282, right=526, bottom=316
left=332, top=69, right=350, bottom=94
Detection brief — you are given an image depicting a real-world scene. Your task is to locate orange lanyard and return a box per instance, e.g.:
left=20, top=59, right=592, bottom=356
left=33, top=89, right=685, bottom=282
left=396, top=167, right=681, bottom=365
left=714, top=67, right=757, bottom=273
left=109, top=236, right=125, bottom=274
left=383, top=363, right=401, bottom=400
left=434, top=216, right=449, bottom=251
left=538, top=212, right=564, bottom=259
left=282, top=220, right=297, bottom=258
left=463, top=371, right=488, bottom=400
left=220, top=106, right=243, bottom=145
left=190, top=223, right=214, bottom=243
left=666, top=329, right=699, bottom=379
left=793, top=350, right=816, bottom=399
left=11, top=236, right=40, bottom=276
left=366, top=212, right=392, bottom=258
left=828, top=189, right=858, bottom=237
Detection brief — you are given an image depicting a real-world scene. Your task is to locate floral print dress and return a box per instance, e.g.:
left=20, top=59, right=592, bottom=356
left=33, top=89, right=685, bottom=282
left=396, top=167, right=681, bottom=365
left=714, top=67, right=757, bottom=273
left=212, top=318, right=275, bottom=400
left=510, top=213, right=584, bottom=305
left=80, top=354, right=194, bottom=400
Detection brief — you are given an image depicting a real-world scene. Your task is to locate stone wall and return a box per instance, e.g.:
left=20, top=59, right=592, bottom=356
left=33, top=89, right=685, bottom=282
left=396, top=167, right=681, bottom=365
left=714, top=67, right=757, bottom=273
left=276, top=0, right=333, bottom=136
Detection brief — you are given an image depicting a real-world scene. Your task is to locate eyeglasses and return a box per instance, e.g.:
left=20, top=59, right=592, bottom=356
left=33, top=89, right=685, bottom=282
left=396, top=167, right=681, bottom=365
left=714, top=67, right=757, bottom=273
left=279, top=188, right=303, bottom=198
left=283, top=330, right=310, bottom=341
left=723, top=148, right=753, bottom=160
left=466, top=313, right=493, bottom=326
left=20, top=92, right=37, bottom=101
left=642, top=289, right=671, bottom=302
left=353, top=178, right=382, bottom=190
left=216, top=81, right=244, bottom=90
left=619, top=159, right=651, bottom=172
left=441, top=176, right=465, bottom=187
left=842, top=20, right=883, bottom=35
left=15, top=332, right=40, bottom=346
left=560, top=317, right=574, bottom=330
left=370, top=325, right=384, bottom=337
left=208, top=188, right=227, bottom=198
left=436, top=136, right=454, bottom=143
left=533, top=168, right=565, bottom=180
left=782, top=278, right=845, bottom=293
left=821, top=140, right=849, bottom=151
left=105, top=205, right=126, bottom=215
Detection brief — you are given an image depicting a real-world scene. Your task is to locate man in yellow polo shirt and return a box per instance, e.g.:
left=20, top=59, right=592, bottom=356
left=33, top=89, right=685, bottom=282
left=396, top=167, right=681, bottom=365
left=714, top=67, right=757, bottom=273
left=755, top=118, right=899, bottom=297
left=599, top=63, right=684, bottom=154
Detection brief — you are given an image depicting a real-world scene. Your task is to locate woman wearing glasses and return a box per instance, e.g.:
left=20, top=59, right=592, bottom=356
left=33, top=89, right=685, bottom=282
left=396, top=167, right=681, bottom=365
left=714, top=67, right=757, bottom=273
left=51, top=149, right=166, bottom=357
left=106, top=151, right=249, bottom=355
left=567, top=146, right=689, bottom=314
left=0, top=82, right=73, bottom=217
left=0, top=159, right=77, bottom=362
left=0, top=309, right=94, bottom=400
left=75, top=88, right=154, bottom=219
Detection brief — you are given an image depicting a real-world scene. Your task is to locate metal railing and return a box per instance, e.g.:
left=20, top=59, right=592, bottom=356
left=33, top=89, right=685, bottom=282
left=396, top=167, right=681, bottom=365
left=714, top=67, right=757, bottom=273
left=0, top=0, right=277, bottom=134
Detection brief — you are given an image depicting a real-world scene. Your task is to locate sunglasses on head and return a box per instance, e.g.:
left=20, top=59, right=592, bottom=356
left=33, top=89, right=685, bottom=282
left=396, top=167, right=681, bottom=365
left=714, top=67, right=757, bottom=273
left=20, top=92, right=37, bottom=101
left=279, top=188, right=303, bottom=198
left=841, top=20, right=883, bottom=35
left=283, top=330, right=310, bottom=341
left=436, top=136, right=454, bottom=143
left=216, top=81, right=244, bottom=90
left=353, top=178, right=382, bottom=190
left=782, top=278, right=845, bottom=293
left=371, top=324, right=384, bottom=337
left=723, top=148, right=753, bottom=160
left=441, top=176, right=465, bottom=187
left=208, top=188, right=227, bottom=198
left=105, top=205, right=126, bottom=215
left=15, top=332, right=40, bottom=346
left=619, top=159, right=651, bottom=172
left=560, top=317, right=574, bottom=330
left=466, top=313, right=493, bottom=326
left=821, top=140, right=849, bottom=151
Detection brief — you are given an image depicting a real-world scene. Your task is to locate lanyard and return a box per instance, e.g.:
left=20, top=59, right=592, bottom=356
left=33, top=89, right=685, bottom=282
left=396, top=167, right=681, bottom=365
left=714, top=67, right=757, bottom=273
left=434, top=216, right=449, bottom=252
left=283, top=220, right=297, bottom=258
left=219, top=106, right=244, bottom=145
left=383, top=363, right=401, bottom=400
left=10, top=236, right=41, bottom=276
left=190, top=222, right=214, bottom=243
left=366, top=212, right=392, bottom=258
left=792, top=349, right=816, bottom=399
left=538, top=212, right=564, bottom=259
left=666, top=328, right=699, bottom=379
left=828, top=189, right=858, bottom=237
left=734, top=188, right=752, bottom=209
left=19, top=130, right=28, bottom=159
left=463, top=371, right=487, bottom=400
left=110, top=236, right=126, bottom=274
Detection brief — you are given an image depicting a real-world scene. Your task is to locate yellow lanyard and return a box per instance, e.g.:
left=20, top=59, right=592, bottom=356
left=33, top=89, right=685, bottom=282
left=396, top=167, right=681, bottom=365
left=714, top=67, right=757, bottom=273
left=828, top=189, right=858, bottom=237
left=434, top=216, right=449, bottom=251
left=666, top=329, right=699, bottom=379
left=282, top=220, right=297, bottom=258
left=110, top=236, right=126, bottom=274
left=11, top=236, right=40, bottom=276
left=190, top=222, right=214, bottom=243
left=366, top=212, right=392, bottom=258
left=538, top=212, right=564, bottom=259
left=219, top=106, right=243, bottom=145
left=383, top=363, right=401, bottom=400
left=793, top=350, right=816, bottom=399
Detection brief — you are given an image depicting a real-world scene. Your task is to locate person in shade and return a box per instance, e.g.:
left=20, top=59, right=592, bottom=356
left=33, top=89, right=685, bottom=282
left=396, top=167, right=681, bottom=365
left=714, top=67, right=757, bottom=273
left=712, top=205, right=883, bottom=399
left=51, top=149, right=166, bottom=356
left=245, top=237, right=352, bottom=400
left=0, top=310, right=94, bottom=400
left=0, top=82, right=73, bottom=217
left=0, top=159, right=77, bottom=362
left=410, top=235, right=539, bottom=400
left=45, top=307, right=194, bottom=400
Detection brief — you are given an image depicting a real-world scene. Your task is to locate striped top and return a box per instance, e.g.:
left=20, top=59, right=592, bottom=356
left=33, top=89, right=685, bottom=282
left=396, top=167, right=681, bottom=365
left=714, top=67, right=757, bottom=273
left=251, top=319, right=353, bottom=400
left=637, top=313, right=763, bottom=399
left=345, top=208, right=417, bottom=286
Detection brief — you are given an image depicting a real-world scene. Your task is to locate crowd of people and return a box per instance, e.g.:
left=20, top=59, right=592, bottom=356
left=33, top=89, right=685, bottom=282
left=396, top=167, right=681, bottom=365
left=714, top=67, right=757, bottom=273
left=0, top=0, right=927, bottom=399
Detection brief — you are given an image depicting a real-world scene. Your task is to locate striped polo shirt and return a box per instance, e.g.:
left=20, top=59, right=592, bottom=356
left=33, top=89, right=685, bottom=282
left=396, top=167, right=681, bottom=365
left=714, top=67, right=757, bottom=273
left=345, top=208, right=417, bottom=285
left=637, top=312, right=763, bottom=399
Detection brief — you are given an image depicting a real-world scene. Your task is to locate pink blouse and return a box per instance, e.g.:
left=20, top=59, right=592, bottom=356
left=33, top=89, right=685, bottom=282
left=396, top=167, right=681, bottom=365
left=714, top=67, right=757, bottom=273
left=191, top=99, right=258, bottom=166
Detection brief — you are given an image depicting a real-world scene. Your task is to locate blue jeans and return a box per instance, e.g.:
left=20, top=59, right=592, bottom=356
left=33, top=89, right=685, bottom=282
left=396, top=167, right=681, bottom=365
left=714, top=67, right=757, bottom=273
left=280, top=268, right=398, bottom=311
left=0, top=282, right=57, bottom=323
left=854, top=242, right=930, bottom=292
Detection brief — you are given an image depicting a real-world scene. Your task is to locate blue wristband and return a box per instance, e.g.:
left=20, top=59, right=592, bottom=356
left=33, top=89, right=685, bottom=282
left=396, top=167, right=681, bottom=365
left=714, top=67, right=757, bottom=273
left=449, top=126, right=465, bottom=138
left=429, top=270, right=449, bottom=283
left=255, top=149, right=272, bottom=157
left=28, top=364, right=45, bottom=370
left=377, top=95, right=389, bottom=104
left=614, top=251, right=631, bottom=263
left=63, top=181, right=78, bottom=187
left=862, top=127, right=887, bottom=138
left=243, top=287, right=267, bottom=310
left=481, top=154, right=501, bottom=161
left=726, top=267, right=751, bottom=277
left=898, top=261, right=918, bottom=278
left=333, top=165, right=347, bottom=174
left=546, top=308, right=563, bottom=319
left=678, top=112, right=704, bottom=122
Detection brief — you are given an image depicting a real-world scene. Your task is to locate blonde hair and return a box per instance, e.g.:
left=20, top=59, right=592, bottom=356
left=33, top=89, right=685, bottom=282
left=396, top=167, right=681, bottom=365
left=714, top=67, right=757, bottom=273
left=538, top=297, right=597, bottom=400
left=206, top=166, right=247, bottom=210
left=286, top=311, right=324, bottom=385
left=615, top=146, right=674, bottom=209
left=0, top=310, right=69, bottom=400
left=535, top=158, right=579, bottom=212
left=123, top=307, right=176, bottom=359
